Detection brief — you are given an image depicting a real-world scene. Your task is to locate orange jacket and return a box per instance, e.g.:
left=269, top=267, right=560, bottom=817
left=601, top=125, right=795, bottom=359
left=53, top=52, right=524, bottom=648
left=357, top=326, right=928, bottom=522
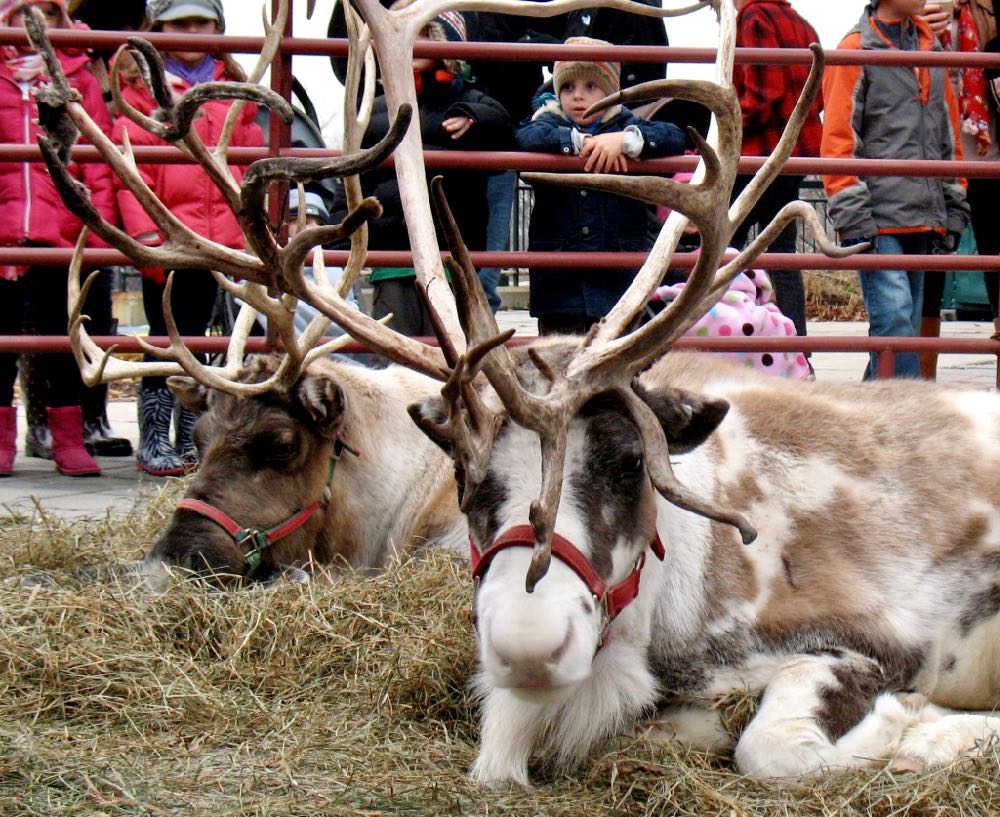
left=821, top=8, right=969, bottom=241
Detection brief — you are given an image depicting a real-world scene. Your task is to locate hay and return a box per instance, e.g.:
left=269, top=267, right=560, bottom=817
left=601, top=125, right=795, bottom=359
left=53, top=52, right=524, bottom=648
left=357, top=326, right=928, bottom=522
left=2, top=502, right=999, bottom=816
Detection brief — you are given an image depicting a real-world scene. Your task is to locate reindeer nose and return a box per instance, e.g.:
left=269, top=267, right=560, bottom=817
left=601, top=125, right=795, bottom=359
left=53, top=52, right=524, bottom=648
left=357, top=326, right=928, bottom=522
left=487, top=621, right=575, bottom=688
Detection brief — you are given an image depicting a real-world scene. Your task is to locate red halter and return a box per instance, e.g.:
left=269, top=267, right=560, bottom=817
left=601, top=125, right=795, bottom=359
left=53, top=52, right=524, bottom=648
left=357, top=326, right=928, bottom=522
left=469, top=524, right=665, bottom=645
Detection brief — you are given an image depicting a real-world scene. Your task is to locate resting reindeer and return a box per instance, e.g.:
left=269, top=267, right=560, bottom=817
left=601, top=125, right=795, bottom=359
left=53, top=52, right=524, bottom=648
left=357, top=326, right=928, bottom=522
left=31, top=0, right=1000, bottom=787
left=23, top=2, right=465, bottom=585
left=348, top=0, right=1000, bottom=787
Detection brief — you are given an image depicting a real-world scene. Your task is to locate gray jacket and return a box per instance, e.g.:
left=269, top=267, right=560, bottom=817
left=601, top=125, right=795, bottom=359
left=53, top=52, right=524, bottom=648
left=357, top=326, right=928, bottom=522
left=820, top=5, right=970, bottom=240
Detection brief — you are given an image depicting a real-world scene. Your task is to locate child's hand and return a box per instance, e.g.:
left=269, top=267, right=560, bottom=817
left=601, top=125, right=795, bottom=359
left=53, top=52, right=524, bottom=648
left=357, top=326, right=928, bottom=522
left=579, top=132, right=629, bottom=174
left=919, top=3, right=953, bottom=36
left=443, top=116, right=474, bottom=140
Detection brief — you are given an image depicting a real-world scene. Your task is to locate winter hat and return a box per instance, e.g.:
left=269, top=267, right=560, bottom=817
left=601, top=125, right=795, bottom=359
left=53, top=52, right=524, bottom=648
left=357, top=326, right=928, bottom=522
left=553, top=37, right=620, bottom=97
left=422, top=11, right=466, bottom=77
left=288, top=189, right=331, bottom=225
left=146, top=0, right=224, bottom=32
left=0, top=0, right=70, bottom=27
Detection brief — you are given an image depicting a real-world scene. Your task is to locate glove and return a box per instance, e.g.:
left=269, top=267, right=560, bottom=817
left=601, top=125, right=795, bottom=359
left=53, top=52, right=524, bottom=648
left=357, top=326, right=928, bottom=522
left=841, top=235, right=878, bottom=253
left=931, top=231, right=961, bottom=255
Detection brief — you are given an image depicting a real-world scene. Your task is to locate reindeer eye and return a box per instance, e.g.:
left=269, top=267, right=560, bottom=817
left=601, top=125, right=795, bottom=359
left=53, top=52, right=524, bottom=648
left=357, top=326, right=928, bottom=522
left=623, top=454, right=644, bottom=479
left=247, top=432, right=299, bottom=466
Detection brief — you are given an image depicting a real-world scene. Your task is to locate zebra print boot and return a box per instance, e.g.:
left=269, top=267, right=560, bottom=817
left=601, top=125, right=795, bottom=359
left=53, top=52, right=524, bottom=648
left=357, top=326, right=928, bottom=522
left=136, top=387, right=185, bottom=477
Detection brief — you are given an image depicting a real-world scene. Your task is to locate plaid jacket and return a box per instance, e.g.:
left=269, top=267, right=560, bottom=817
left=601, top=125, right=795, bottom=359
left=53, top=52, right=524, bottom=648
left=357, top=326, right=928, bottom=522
left=733, top=0, right=823, bottom=158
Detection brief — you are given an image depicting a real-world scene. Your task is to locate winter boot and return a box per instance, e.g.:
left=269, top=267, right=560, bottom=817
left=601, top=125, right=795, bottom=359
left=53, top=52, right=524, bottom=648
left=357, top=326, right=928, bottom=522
left=136, top=386, right=185, bottom=477
left=19, top=354, right=51, bottom=459
left=0, top=406, right=16, bottom=476
left=82, top=383, right=133, bottom=457
left=48, top=405, right=101, bottom=477
left=173, top=403, right=199, bottom=469
left=919, top=316, right=941, bottom=381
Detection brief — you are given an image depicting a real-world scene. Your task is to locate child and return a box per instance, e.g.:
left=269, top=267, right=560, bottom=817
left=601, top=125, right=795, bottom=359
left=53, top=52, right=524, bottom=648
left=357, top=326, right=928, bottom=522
left=515, top=37, right=687, bottom=335
left=113, top=0, right=264, bottom=475
left=0, top=0, right=114, bottom=477
left=330, top=11, right=513, bottom=337
left=821, top=0, right=969, bottom=380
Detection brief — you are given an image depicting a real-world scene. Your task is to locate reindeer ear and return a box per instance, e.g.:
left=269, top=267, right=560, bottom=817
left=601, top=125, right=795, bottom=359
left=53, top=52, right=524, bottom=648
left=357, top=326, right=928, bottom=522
left=407, top=397, right=453, bottom=455
left=637, top=384, right=729, bottom=453
left=295, top=376, right=347, bottom=439
left=167, top=376, right=209, bottom=415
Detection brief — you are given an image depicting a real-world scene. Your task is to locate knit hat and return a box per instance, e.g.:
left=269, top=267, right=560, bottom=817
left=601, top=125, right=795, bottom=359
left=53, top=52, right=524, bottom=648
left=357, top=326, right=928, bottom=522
left=423, top=11, right=466, bottom=76
left=553, top=37, right=620, bottom=98
left=146, top=0, right=224, bottom=32
left=0, top=0, right=70, bottom=27
left=288, top=189, right=330, bottom=225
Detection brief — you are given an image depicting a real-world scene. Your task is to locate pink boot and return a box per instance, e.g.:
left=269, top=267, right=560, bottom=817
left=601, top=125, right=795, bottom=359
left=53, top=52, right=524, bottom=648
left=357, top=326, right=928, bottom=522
left=0, top=405, right=15, bottom=476
left=48, top=405, right=101, bottom=477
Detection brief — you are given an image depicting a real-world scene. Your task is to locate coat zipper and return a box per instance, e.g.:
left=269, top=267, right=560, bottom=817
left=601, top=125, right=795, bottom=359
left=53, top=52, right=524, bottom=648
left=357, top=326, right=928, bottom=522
left=21, top=81, right=32, bottom=239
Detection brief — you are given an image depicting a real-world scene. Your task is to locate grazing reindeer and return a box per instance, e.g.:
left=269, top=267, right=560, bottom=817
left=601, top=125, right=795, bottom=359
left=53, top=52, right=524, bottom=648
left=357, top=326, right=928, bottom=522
left=32, top=0, right=1000, bottom=785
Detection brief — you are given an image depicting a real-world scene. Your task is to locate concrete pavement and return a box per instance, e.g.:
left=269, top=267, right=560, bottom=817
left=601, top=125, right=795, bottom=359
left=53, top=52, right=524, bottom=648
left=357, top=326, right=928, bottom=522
left=1, top=315, right=997, bottom=522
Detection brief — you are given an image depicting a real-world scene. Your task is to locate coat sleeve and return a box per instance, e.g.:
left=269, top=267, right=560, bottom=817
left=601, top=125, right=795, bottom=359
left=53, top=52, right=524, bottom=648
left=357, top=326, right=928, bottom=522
left=111, top=111, right=163, bottom=242
left=515, top=112, right=575, bottom=155
left=631, top=117, right=686, bottom=158
left=941, top=75, right=971, bottom=235
left=445, top=89, right=513, bottom=149
left=820, top=33, right=877, bottom=241
left=74, top=68, right=119, bottom=246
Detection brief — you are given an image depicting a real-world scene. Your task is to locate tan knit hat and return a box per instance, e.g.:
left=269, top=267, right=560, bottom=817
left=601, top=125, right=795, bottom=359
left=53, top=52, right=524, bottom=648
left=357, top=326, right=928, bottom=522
left=552, top=37, right=620, bottom=98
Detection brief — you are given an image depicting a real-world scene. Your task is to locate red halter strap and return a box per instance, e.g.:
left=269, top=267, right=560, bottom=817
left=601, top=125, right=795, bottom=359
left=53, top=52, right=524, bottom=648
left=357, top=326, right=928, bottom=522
left=176, top=497, right=323, bottom=577
left=469, top=523, right=665, bottom=638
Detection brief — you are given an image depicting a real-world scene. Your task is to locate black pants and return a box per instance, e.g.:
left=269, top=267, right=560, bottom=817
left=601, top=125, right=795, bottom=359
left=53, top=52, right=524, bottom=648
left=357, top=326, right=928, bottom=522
left=968, top=176, right=1000, bottom=318
left=730, top=174, right=808, bottom=340
left=141, top=269, right=219, bottom=390
left=0, top=265, right=84, bottom=408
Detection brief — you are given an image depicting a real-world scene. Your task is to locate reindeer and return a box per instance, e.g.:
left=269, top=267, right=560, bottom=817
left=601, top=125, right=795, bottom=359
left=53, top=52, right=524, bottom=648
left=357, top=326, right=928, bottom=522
left=30, top=0, right=1000, bottom=786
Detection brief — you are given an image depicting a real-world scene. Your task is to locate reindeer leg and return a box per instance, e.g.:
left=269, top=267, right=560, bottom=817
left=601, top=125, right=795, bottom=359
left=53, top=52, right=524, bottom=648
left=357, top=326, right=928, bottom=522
left=733, top=652, right=920, bottom=780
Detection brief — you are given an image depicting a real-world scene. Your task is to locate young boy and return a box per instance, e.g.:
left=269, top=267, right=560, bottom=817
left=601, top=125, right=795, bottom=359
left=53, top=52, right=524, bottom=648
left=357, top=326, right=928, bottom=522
left=821, top=0, right=969, bottom=379
left=515, top=37, right=687, bottom=335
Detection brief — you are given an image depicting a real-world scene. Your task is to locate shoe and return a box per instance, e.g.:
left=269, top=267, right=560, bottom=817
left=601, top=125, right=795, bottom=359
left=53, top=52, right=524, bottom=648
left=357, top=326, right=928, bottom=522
left=24, top=422, right=52, bottom=459
left=136, top=387, right=185, bottom=477
left=0, top=406, right=15, bottom=476
left=173, top=404, right=199, bottom=469
left=83, top=415, right=134, bottom=457
left=48, top=405, right=101, bottom=477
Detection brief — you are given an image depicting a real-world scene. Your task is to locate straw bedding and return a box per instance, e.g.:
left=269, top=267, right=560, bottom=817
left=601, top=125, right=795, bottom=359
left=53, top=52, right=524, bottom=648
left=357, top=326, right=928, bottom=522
left=2, top=484, right=998, bottom=816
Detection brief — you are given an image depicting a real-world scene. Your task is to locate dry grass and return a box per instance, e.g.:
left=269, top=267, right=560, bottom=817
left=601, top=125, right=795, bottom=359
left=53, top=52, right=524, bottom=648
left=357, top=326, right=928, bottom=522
left=2, top=497, right=999, bottom=816
left=806, top=270, right=867, bottom=322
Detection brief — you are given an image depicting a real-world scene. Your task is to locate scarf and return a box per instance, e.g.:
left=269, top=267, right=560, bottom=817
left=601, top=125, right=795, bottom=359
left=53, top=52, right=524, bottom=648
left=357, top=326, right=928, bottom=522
left=955, top=2, right=994, bottom=155
left=163, top=55, right=217, bottom=88
left=2, top=50, right=44, bottom=81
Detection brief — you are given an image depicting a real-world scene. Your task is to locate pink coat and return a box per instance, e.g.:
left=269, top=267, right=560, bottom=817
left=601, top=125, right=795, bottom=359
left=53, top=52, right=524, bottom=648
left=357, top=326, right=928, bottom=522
left=0, top=50, right=116, bottom=277
left=112, top=60, right=264, bottom=282
left=652, top=263, right=811, bottom=380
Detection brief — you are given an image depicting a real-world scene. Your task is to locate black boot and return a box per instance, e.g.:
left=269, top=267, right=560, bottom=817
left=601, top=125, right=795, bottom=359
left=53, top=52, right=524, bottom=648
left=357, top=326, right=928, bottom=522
left=82, top=383, right=133, bottom=457
left=173, top=403, right=199, bottom=468
left=19, top=354, right=51, bottom=459
left=136, top=386, right=184, bottom=477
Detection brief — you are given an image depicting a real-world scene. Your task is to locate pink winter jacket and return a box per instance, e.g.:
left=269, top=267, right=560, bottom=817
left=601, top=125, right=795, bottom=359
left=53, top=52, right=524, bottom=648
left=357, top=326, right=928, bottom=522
left=112, top=60, right=264, bottom=283
left=0, top=50, right=116, bottom=274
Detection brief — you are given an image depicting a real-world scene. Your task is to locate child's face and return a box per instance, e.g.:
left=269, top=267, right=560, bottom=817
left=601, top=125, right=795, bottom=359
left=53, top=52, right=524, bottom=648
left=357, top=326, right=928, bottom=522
left=412, top=29, right=439, bottom=73
left=8, top=2, right=62, bottom=29
left=559, top=78, right=607, bottom=126
left=876, top=0, right=928, bottom=21
left=161, top=17, right=220, bottom=66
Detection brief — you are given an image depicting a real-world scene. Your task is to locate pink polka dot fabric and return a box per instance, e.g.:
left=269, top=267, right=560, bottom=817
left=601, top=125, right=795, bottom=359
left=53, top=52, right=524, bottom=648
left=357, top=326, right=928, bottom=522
left=651, top=264, right=810, bottom=380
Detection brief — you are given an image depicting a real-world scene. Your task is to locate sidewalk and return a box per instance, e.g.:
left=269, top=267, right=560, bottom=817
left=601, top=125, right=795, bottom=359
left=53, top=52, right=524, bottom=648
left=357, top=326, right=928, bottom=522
left=1, top=316, right=996, bottom=522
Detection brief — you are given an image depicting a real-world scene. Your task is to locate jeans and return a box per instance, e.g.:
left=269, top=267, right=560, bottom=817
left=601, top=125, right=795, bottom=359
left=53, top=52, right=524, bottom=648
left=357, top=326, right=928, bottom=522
left=858, top=233, right=928, bottom=380
left=480, top=170, right=516, bottom=313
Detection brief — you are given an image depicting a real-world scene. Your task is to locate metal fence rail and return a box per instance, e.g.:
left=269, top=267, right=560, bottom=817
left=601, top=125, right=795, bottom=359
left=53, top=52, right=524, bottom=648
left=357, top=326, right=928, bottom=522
left=0, top=7, right=998, bottom=378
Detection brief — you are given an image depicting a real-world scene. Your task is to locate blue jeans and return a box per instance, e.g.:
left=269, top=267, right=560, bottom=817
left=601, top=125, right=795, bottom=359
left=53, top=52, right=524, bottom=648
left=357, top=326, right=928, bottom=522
left=480, top=170, right=516, bottom=313
left=858, top=233, right=928, bottom=380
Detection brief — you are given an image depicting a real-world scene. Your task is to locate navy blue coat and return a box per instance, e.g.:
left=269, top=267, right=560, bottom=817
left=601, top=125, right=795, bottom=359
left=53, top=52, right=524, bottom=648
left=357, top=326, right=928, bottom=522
left=516, top=104, right=685, bottom=320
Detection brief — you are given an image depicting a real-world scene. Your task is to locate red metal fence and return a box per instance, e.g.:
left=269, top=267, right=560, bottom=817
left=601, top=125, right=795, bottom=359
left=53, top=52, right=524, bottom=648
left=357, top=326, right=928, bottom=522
left=2, top=6, right=999, bottom=383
